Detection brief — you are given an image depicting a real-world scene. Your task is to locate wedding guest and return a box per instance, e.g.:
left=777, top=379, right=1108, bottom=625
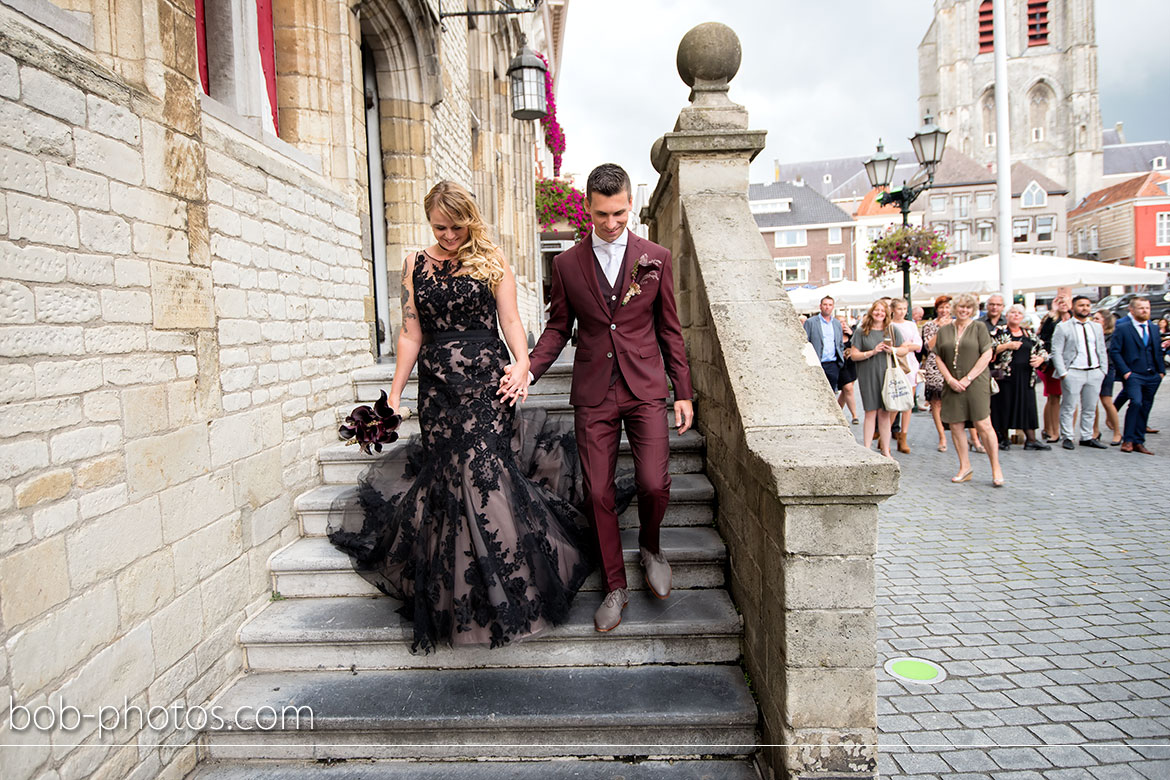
left=931, top=293, right=1003, bottom=486
left=920, top=295, right=953, bottom=452
left=979, top=293, right=1007, bottom=332
left=1051, top=295, right=1108, bottom=450
left=890, top=298, right=922, bottom=454
left=991, top=304, right=1050, bottom=451
left=804, top=296, right=845, bottom=392
left=1092, top=309, right=1122, bottom=446
left=851, top=300, right=911, bottom=458
left=1111, top=297, right=1165, bottom=455
left=838, top=314, right=859, bottom=424
left=1037, top=294, right=1071, bottom=441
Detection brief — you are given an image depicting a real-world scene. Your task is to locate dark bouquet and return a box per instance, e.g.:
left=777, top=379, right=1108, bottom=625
left=338, top=391, right=402, bottom=454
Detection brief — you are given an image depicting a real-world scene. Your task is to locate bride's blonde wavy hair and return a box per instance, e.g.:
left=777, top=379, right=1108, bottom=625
left=423, top=181, right=505, bottom=292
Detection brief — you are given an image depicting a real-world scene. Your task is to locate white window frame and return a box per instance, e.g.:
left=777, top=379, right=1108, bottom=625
left=1035, top=215, right=1054, bottom=242
left=827, top=253, right=846, bottom=282
left=930, top=195, right=947, bottom=214
left=1031, top=127, right=1044, bottom=142
left=985, top=132, right=996, bottom=147
left=1153, top=156, right=1167, bottom=171
left=1089, top=226, right=1099, bottom=252
left=954, top=194, right=970, bottom=218
left=775, top=256, right=811, bottom=284
left=1076, top=229, right=1086, bottom=253
left=976, top=221, right=994, bottom=243
left=823, top=173, right=833, bottom=185
left=867, top=226, right=884, bottom=242
left=828, top=226, right=842, bottom=244
left=1157, top=212, right=1170, bottom=246
left=975, top=191, right=993, bottom=211
left=750, top=198, right=792, bottom=214
left=952, top=223, right=970, bottom=251
left=774, top=229, right=807, bottom=248
left=1012, top=217, right=1031, bottom=242
left=1021, top=180, right=1048, bottom=208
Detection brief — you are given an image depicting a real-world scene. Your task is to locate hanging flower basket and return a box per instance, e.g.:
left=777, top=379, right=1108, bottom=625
left=536, top=177, right=591, bottom=240
left=866, top=225, right=949, bottom=280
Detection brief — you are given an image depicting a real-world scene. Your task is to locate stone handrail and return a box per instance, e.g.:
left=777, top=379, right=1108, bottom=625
left=645, top=23, right=900, bottom=779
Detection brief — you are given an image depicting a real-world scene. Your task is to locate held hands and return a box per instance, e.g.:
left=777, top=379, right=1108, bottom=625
left=1029, top=355, right=1043, bottom=368
left=946, top=376, right=968, bottom=393
left=674, top=399, right=694, bottom=435
left=873, top=341, right=893, bottom=354
left=497, top=363, right=530, bottom=406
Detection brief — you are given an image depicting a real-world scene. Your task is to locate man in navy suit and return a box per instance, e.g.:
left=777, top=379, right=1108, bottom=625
left=803, top=296, right=845, bottom=392
left=1110, top=297, right=1165, bottom=454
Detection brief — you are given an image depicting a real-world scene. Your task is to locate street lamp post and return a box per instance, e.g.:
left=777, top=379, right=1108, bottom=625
left=862, top=113, right=950, bottom=309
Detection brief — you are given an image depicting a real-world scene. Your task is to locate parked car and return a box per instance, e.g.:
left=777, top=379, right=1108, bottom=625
left=1100, top=288, right=1170, bottom=321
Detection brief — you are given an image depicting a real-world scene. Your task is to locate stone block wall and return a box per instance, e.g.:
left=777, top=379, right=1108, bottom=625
left=646, top=89, right=899, bottom=779
left=0, top=8, right=368, bottom=780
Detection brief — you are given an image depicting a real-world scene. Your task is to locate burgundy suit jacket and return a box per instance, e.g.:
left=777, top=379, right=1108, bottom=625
left=529, top=232, right=693, bottom=407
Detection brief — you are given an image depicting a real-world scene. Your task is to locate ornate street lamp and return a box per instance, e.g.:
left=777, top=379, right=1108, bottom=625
left=863, top=140, right=898, bottom=190
left=507, top=39, right=548, bottom=120
left=861, top=113, right=950, bottom=306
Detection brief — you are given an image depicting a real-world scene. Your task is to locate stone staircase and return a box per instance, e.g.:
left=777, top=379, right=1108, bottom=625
left=189, top=357, right=760, bottom=779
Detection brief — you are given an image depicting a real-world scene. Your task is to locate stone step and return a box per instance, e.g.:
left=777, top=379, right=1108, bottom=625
left=199, top=665, right=758, bottom=760
left=239, top=589, right=742, bottom=671
left=188, top=758, right=761, bottom=779
left=294, top=473, right=716, bottom=537
left=317, top=429, right=705, bottom=484
left=268, top=528, right=728, bottom=599
left=354, top=355, right=578, bottom=402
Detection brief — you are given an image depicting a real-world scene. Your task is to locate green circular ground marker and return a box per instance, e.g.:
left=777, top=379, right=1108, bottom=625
left=885, top=657, right=947, bottom=684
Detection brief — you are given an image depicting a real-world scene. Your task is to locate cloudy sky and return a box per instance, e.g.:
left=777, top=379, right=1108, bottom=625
left=553, top=0, right=1170, bottom=191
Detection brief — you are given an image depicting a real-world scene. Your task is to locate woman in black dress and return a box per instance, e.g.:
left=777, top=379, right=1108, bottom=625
left=837, top=313, right=859, bottom=424
left=327, top=181, right=593, bottom=652
left=1092, top=309, right=1122, bottom=445
left=990, top=304, right=1050, bottom=451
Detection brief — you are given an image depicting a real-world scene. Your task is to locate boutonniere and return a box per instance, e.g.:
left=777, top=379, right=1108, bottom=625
left=620, top=254, right=662, bottom=306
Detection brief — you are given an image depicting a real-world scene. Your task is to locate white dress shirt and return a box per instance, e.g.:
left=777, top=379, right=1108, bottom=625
left=591, top=228, right=628, bottom=288
left=1070, top=318, right=1102, bottom=370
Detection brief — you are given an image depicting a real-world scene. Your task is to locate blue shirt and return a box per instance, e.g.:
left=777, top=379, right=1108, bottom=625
left=818, top=315, right=837, bottom=362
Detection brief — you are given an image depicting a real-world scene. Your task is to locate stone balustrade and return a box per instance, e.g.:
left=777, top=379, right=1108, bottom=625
left=644, top=23, right=900, bottom=780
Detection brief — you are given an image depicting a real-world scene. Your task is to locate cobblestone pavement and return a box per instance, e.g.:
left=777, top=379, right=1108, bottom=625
left=855, top=385, right=1170, bottom=779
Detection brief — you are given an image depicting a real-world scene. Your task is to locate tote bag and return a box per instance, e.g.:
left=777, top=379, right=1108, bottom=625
left=882, top=352, right=914, bottom=411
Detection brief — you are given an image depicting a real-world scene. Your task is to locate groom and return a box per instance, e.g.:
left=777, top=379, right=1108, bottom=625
left=506, top=163, right=694, bottom=632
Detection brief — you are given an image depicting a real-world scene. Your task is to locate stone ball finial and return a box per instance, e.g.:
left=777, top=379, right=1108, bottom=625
left=676, top=22, right=741, bottom=88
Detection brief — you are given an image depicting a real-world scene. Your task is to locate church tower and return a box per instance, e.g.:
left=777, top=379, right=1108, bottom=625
left=919, top=0, right=1103, bottom=202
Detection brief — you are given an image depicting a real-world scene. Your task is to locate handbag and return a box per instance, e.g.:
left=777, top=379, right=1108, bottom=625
left=882, top=352, right=914, bottom=411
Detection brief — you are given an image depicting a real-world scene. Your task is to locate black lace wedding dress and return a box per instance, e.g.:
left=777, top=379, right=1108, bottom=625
left=327, top=252, right=598, bottom=653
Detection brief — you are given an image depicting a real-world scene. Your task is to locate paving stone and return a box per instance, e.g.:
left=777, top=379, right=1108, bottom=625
left=874, top=390, right=1170, bottom=780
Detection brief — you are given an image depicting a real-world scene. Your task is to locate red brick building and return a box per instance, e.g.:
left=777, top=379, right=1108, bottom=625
left=749, top=182, right=857, bottom=287
left=1067, top=172, right=1170, bottom=271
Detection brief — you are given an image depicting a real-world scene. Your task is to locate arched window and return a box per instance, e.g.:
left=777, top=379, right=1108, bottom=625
left=981, top=90, right=996, bottom=147
left=1028, top=82, right=1053, bottom=144
left=1022, top=181, right=1047, bottom=208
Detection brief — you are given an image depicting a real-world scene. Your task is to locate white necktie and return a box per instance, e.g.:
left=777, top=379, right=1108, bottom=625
left=604, top=245, right=622, bottom=287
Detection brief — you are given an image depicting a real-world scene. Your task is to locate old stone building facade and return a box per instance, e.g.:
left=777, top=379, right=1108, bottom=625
left=0, top=0, right=560, bottom=777
left=918, top=0, right=1103, bottom=202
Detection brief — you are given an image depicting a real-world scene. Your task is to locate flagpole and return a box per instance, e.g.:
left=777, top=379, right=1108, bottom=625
left=993, top=0, right=1013, bottom=302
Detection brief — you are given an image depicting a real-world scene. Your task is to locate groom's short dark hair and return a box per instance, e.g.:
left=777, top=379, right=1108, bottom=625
left=586, top=164, right=631, bottom=200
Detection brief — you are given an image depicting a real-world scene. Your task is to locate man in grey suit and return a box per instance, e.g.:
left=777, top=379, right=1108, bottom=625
left=804, top=295, right=845, bottom=392
left=1051, top=295, right=1109, bottom=450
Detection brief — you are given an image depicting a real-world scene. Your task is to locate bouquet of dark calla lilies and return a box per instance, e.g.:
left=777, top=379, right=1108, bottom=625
left=338, top=391, right=403, bottom=454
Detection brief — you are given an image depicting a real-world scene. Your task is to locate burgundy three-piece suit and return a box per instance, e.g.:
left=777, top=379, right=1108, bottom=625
left=529, top=232, right=693, bottom=592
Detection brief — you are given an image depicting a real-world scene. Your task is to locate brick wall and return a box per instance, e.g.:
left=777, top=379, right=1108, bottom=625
left=769, top=225, right=856, bottom=286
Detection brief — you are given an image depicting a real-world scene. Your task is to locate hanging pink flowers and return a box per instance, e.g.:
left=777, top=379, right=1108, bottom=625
left=534, top=51, right=565, bottom=176
left=536, top=177, right=591, bottom=240
left=866, top=225, right=950, bottom=279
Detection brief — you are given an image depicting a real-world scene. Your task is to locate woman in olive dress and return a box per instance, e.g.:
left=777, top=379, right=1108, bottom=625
left=930, top=293, right=1004, bottom=486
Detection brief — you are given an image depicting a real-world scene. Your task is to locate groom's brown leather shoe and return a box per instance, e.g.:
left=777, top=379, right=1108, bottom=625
left=594, top=588, right=629, bottom=632
left=640, top=547, right=672, bottom=600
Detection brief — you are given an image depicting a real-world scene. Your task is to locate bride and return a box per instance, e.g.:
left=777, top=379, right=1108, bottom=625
left=327, top=181, right=595, bottom=653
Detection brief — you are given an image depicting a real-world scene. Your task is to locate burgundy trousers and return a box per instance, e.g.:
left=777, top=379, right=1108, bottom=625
left=573, top=378, right=671, bottom=592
